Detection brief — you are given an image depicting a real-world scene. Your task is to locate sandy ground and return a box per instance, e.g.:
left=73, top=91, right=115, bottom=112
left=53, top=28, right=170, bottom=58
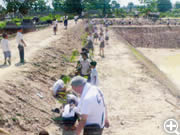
left=0, top=20, right=76, bottom=80
left=0, top=21, right=179, bottom=135
left=93, top=29, right=179, bottom=135
left=139, top=48, right=180, bottom=91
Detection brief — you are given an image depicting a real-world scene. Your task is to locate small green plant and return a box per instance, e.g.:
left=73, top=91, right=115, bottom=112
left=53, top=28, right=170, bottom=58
left=81, top=33, right=88, bottom=47
left=62, top=75, right=71, bottom=84
left=12, top=117, right=18, bottom=122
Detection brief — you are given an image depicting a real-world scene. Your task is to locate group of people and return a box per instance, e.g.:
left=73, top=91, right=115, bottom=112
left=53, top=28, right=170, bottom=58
left=1, top=17, right=110, bottom=135
left=85, top=19, right=109, bottom=58
left=53, top=15, right=69, bottom=35
left=1, top=27, right=27, bottom=65
left=49, top=19, right=110, bottom=135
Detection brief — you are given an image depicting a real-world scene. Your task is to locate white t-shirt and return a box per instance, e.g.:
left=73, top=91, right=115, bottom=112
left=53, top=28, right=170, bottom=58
left=100, top=36, right=104, bottom=42
left=16, top=32, right=24, bottom=46
left=53, top=21, right=58, bottom=27
left=1, top=39, right=10, bottom=52
left=90, top=68, right=99, bottom=86
left=52, top=79, right=64, bottom=96
left=78, top=83, right=106, bottom=128
left=80, top=59, right=90, bottom=75
left=62, top=104, right=79, bottom=118
left=87, top=35, right=93, bottom=41
left=105, top=32, right=109, bottom=37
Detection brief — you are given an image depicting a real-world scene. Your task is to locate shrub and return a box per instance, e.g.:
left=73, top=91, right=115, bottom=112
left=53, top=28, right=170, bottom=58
left=0, top=21, right=6, bottom=29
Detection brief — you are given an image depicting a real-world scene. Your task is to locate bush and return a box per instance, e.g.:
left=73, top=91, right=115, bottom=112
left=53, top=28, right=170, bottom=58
left=40, top=16, right=53, bottom=22
left=0, top=21, right=6, bottom=29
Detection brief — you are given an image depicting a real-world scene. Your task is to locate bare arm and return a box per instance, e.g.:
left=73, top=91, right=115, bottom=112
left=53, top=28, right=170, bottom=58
left=76, top=114, right=88, bottom=135
left=21, top=39, right=27, bottom=47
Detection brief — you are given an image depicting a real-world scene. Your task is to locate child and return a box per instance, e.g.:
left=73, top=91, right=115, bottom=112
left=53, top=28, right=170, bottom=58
left=53, top=19, right=58, bottom=35
left=105, top=29, right=109, bottom=45
left=1, top=33, right=11, bottom=65
left=80, top=52, right=91, bottom=77
left=93, top=26, right=99, bottom=43
left=62, top=94, right=79, bottom=135
left=99, top=32, right=105, bottom=57
left=39, top=130, right=49, bottom=135
left=16, top=27, right=27, bottom=64
left=90, top=61, right=99, bottom=86
left=64, top=15, right=68, bottom=29
left=52, top=78, right=66, bottom=97
left=86, top=32, right=94, bottom=54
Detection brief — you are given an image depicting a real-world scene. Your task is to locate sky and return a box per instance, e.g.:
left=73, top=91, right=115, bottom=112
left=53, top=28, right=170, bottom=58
left=1, top=0, right=180, bottom=7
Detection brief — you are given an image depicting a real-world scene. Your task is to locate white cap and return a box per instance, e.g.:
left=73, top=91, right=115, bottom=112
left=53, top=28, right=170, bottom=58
left=52, top=79, right=65, bottom=96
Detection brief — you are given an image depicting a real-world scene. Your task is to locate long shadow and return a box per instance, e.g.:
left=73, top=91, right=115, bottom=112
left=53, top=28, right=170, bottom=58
left=0, top=64, right=9, bottom=69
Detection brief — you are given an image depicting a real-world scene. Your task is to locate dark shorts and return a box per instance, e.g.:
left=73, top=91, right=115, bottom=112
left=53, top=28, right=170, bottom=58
left=3, top=51, right=11, bottom=58
left=83, top=124, right=103, bottom=135
left=105, top=36, right=109, bottom=41
left=54, top=26, right=57, bottom=31
left=94, top=33, right=98, bottom=39
left=100, top=42, right=105, bottom=48
left=86, top=41, right=94, bottom=50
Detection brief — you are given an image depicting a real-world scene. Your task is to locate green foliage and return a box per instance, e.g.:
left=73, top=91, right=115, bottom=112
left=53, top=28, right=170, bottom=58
left=62, top=75, right=71, bottom=84
left=40, top=16, right=53, bottom=22
left=81, top=33, right=88, bottom=47
left=52, top=0, right=65, bottom=11
left=175, top=2, right=180, bottom=9
left=64, top=0, right=82, bottom=14
left=157, top=0, right=172, bottom=12
left=72, top=50, right=80, bottom=57
left=0, top=21, right=6, bottom=29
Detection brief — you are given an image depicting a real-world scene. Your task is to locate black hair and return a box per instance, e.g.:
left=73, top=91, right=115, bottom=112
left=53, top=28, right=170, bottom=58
left=90, top=61, right=97, bottom=67
left=39, top=130, right=49, bottom=135
left=2, top=33, right=7, bottom=38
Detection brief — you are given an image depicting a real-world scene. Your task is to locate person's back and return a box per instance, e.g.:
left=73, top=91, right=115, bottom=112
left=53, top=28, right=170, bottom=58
left=1, top=38, right=9, bottom=53
left=79, top=83, right=105, bottom=128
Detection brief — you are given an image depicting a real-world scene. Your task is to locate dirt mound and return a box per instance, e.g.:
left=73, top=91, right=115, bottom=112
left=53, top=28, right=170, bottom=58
left=113, top=26, right=180, bottom=48
left=0, top=23, right=84, bottom=135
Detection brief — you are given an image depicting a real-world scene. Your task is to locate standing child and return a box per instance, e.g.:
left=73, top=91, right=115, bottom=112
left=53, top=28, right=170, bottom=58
left=16, top=27, right=27, bottom=64
left=99, top=32, right=105, bottom=57
left=86, top=32, right=94, bottom=54
left=64, top=15, right=68, bottom=29
left=53, top=19, right=58, bottom=35
left=105, top=29, right=109, bottom=45
left=90, top=61, right=99, bottom=86
left=1, top=33, right=11, bottom=65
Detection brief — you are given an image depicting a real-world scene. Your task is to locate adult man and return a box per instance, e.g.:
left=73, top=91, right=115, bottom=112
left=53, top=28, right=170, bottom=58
left=71, top=76, right=110, bottom=135
left=16, top=27, right=27, bottom=64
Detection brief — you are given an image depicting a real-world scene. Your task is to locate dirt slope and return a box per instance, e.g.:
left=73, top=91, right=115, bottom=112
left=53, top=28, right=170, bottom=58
left=0, top=21, right=84, bottom=135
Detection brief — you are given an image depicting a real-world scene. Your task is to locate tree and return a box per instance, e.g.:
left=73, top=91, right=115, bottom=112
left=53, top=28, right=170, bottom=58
left=111, top=0, right=120, bottom=11
left=175, top=2, right=180, bottom=9
left=157, top=0, right=172, bottom=12
left=64, top=0, right=82, bottom=14
left=31, top=0, right=48, bottom=12
left=127, top=2, right=134, bottom=12
left=52, top=0, right=65, bottom=12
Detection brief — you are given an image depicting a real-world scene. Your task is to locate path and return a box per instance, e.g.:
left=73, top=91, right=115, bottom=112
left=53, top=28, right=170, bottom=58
left=0, top=20, right=76, bottom=81
left=93, top=28, right=178, bottom=135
